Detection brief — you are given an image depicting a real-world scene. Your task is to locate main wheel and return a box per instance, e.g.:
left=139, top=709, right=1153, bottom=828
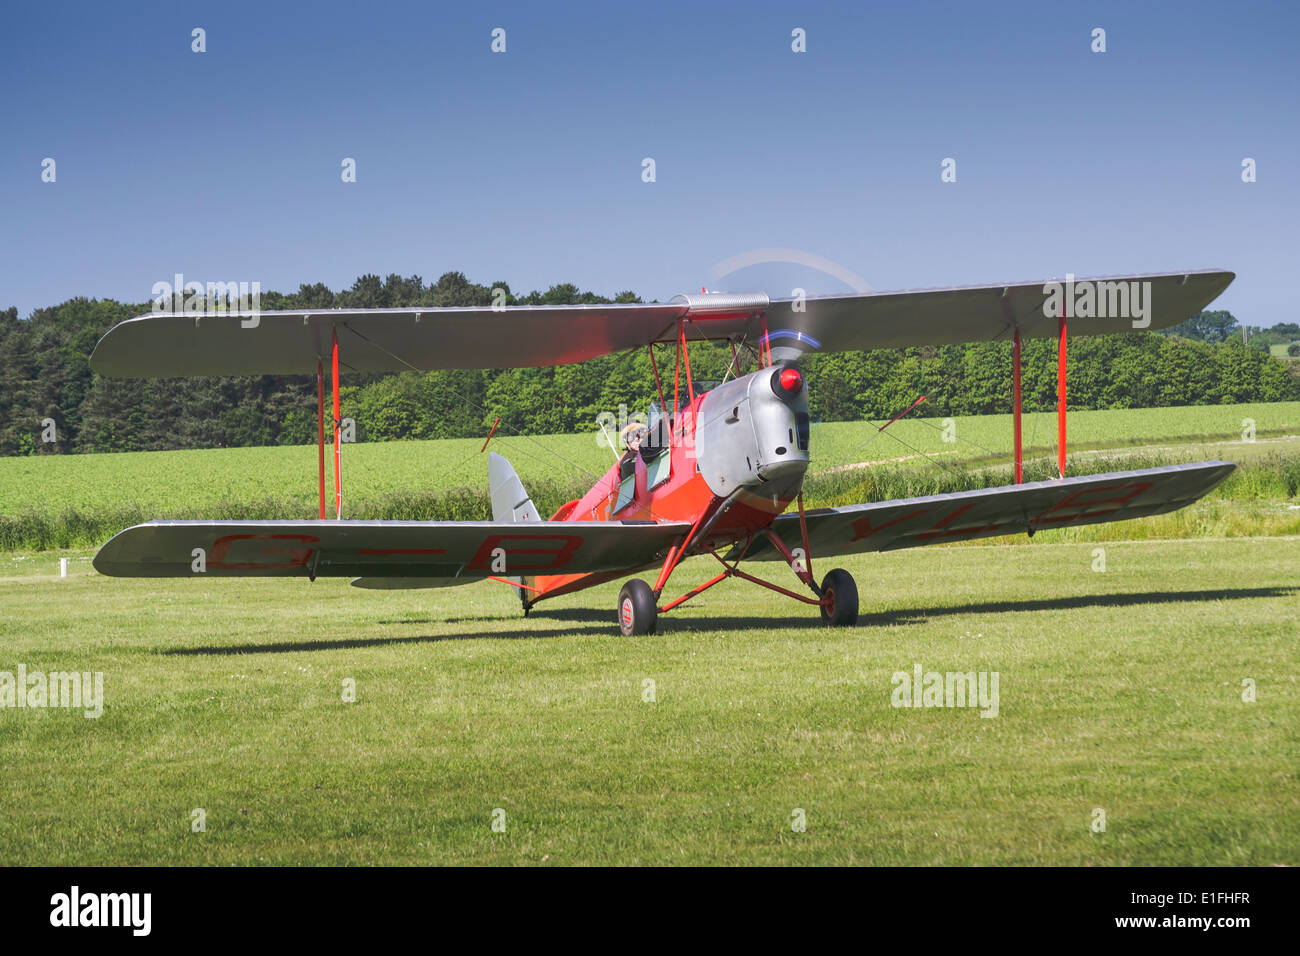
left=617, top=579, right=658, bottom=635
left=819, top=568, right=858, bottom=627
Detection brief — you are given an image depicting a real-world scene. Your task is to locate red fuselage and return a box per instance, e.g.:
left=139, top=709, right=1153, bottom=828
left=531, top=373, right=809, bottom=603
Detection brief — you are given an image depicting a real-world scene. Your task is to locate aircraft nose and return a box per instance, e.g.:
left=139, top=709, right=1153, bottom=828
left=756, top=457, right=807, bottom=484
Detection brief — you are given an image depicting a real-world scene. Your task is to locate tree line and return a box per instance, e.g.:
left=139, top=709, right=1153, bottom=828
left=1, top=272, right=1297, bottom=456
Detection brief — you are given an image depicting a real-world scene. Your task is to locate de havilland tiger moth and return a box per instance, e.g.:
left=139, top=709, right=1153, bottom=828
left=88, top=269, right=1238, bottom=635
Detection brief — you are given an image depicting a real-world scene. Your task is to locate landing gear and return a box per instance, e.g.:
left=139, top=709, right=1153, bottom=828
left=819, top=568, right=858, bottom=627
left=637, top=494, right=858, bottom=631
left=618, top=579, right=658, bottom=635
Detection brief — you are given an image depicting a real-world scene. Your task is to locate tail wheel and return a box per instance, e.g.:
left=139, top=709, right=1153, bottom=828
left=617, top=579, right=658, bottom=635
left=819, top=568, right=858, bottom=627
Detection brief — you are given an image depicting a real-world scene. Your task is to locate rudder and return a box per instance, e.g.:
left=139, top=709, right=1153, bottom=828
left=488, top=452, right=540, bottom=523
left=487, top=452, right=539, bottom=611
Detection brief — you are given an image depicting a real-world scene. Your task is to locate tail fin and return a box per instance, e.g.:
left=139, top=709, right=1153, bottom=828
left=488, top=452, right=539, bottom=612
left=488, top=452, right=540, bottom=523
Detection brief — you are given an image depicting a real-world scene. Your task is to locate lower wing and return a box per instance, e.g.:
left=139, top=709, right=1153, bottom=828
left=747, top=461, right=1235, bottom=558
left=93, top=519, right=691, bottom=583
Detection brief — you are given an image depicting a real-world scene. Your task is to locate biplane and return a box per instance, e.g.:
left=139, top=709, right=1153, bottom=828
left=89, top=269, right=1237, bottom=635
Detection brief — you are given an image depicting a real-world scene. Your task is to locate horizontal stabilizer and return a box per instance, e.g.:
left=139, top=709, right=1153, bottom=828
left=350, top=576, right=482, bottom=589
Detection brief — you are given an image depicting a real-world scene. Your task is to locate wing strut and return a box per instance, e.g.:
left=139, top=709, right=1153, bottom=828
left=1013, top=328, right=1023, bottom=483
left=647, top=343, right=667, bottom=412
left=679, top=319, right=696, bottom=409
left=332, top=327, right=342, bottom=519
left=317, top=360, right=326, bottom=519
left=672, top=328, right=681, bottom=422
left=1057, top=303, right=1067, bottom=479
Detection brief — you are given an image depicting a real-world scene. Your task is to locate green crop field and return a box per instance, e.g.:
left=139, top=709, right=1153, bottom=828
left=0, top=537, right=1295, bottom=865
left=4, top=399, right=1298, bottom=517
left=2, top=400, right=1299, bottom=552
left=811, top=401, right=1300, bottom=473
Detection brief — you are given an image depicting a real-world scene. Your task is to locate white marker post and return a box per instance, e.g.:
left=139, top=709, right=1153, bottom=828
left=60, top=558, right=68, bottom=578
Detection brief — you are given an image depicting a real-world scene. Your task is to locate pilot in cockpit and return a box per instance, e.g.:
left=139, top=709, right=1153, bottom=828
left=620, top=421, right=648, bottom=456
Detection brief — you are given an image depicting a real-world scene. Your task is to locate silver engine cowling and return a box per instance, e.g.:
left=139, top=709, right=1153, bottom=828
left=693, top=363, right=811, bottom=500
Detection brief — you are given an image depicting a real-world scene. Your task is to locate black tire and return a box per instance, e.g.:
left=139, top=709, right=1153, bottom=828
left=617, top=579, right=658, bottom=635
left=819, top=568, right=858, bottom=627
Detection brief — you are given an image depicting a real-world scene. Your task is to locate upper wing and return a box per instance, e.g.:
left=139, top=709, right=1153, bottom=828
left=746, top=461, right=1235, bottom=559
left=765, top=269, right=1233, bottom=352
left=93, top=519, right=690, bottom=579
left=89, top=302, right=690, bottom=377
left=88, top=270, right=1232, bottom=376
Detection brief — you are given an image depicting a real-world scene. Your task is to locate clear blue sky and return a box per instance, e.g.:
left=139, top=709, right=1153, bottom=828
left=2, top=0, right=1295, bottom=321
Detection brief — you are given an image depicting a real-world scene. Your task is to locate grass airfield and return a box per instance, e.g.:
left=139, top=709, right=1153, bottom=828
left=1, top=537, right=1295, bottom=865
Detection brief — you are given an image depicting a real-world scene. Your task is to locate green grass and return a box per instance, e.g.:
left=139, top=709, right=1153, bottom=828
left=0, top=537, right=1295, bottom=865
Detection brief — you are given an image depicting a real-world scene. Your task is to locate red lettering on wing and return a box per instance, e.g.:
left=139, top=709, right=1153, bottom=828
left=208, top=533, right=320, bottom=570
left=1032, top=481, right=1154, bottom=525
left=467, top=533, right=585, bottom=572
left=850, top=507, right=932, bottom=542
left=914, top=502, right=1004, bottom=540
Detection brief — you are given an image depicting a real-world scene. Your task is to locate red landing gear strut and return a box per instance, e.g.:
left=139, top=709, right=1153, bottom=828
left=617, top=493, right=859, bottom=636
